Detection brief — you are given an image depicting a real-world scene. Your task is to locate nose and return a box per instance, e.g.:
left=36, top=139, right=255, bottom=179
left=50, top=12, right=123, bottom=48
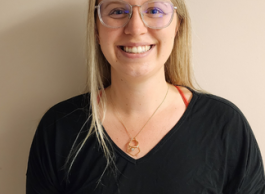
left=124, top=6, right=148, bottom=35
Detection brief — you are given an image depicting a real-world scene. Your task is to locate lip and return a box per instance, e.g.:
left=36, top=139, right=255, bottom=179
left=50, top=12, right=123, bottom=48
left=119, top=42, right=153, bottom=47
left=117, top=44, right=155, bottom=59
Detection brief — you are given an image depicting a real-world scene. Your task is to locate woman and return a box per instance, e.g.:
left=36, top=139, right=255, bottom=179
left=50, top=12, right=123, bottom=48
left=26, top=0, right=265, bottom=193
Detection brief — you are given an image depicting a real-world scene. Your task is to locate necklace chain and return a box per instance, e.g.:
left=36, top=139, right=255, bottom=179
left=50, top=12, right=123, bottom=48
left=110, top=84, right=169, bottom=157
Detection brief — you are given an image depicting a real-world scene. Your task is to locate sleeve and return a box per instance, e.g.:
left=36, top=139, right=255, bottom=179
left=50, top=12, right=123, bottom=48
left=223, top=109, right=265, bottom=194
left=26, top=109, right=63, bottom=194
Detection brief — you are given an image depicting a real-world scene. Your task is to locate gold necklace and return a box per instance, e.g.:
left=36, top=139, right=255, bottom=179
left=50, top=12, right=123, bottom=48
left=110, top=85, right=169, bottom=157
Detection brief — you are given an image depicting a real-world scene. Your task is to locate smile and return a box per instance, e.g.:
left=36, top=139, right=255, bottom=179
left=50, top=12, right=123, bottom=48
left=121, top=45, right=153, bottom=54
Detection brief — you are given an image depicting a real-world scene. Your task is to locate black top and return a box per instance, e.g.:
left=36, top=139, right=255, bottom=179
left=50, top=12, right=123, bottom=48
left=26, top=89, right=265, bottom=194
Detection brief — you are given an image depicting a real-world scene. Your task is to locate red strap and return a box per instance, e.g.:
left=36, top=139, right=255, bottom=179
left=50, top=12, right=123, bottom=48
left=97, top=91, right=103, bottom=104
left=175, top=86, right=189, bottom=108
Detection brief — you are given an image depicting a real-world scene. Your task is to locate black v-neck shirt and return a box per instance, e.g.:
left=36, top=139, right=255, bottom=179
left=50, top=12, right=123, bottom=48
left=26, top=90, right=265, bottom=194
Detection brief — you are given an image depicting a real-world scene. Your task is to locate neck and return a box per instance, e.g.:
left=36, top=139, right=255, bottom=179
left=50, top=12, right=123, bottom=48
left=107, top=72, right=169, bottom=116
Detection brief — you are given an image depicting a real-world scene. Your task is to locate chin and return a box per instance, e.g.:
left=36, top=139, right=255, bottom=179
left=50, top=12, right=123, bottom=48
left=116, top=61, right=164, bottom=81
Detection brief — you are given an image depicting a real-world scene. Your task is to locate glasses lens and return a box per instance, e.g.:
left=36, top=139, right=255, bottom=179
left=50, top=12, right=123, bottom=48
left=141, top=1, right=174, bottom=29
left=100, top=0, right=131, bottom=28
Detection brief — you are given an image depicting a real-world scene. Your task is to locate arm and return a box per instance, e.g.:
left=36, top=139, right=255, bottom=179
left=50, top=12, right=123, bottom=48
left=26, top=109, right=62, bottom=194
left=223, top=112, right=265, bottom=194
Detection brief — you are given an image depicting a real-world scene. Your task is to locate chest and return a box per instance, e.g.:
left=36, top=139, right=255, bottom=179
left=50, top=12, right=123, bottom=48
left=67, top=124, right=227, bottom=194
left=102, top=103, right=186, bottom=159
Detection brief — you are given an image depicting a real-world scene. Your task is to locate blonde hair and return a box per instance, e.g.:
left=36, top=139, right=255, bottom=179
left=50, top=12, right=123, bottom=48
left=65, top=0, right=195, bottom=185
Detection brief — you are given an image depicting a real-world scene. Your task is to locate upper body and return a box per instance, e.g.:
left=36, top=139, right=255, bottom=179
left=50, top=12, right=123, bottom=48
left=26, top=87, right=265, bottom=193
left=26, top=0, right=265, bottom=193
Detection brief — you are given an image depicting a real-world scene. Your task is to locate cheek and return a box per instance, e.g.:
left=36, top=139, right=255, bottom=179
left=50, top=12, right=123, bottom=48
left=97, top=28, right=115, bottom=60
left=97, top=21, right=122, bottom=61
left=159, top=22, right=177, bottom=57
left=100, top=40, right=116, bottom=65
left=157, top=30, right=175, bottom=58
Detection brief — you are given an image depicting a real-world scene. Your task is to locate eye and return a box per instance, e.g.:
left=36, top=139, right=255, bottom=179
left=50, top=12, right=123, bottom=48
left=145, top=7, right=165, bottom=16
left=109, top=8, right=130, bottom=18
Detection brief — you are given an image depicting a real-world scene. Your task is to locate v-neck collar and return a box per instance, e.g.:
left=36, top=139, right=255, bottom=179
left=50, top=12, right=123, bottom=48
left=102, top=88, right=199, bottom=164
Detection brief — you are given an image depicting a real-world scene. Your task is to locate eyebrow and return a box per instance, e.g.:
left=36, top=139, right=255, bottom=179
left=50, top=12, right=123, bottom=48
left=100, top=2, right=127, bottom=10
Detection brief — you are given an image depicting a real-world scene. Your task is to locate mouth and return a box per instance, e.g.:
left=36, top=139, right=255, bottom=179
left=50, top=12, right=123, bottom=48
left=119, top=45, right=154, bottom=54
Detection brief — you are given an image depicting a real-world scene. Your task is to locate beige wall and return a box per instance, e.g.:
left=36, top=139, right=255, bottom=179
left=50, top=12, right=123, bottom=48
left=0, top=0, right=264, bottom=193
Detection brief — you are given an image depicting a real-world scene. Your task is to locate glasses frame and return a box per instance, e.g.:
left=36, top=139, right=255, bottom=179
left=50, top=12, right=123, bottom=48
left=95, top=0, right=177, bottom=29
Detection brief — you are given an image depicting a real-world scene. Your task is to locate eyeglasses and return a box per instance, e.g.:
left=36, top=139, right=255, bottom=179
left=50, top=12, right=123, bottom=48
left=95, top=0, right=177, bottom=29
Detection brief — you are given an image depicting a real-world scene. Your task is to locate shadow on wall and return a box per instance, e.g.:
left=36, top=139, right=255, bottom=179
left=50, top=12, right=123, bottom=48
left=0, top=2, right=87, bottom=193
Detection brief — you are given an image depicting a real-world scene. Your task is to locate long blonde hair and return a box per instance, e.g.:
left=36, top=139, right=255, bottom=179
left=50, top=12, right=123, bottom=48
left=65, top=0, right=195, bottom=184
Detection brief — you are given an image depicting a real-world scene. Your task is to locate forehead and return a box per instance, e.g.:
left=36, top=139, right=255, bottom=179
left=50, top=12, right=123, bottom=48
left=97, top=0, right=173, bottom=5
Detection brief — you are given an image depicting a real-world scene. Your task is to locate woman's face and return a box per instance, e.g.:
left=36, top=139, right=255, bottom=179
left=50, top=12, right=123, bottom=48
left=96, top=0, right=179, bottom=81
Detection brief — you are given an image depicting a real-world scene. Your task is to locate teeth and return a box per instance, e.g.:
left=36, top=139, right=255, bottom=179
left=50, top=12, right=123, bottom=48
left=123, top=45, right=151, bottom=53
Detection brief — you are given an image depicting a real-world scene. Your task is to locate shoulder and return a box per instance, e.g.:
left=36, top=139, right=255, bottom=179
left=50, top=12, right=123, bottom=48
left=184, top=90, right=265, bottom=192
left=175, top=86, right=247, bottom=126
left=193, top=92, right=265, bottom=192
left=197, top=92, right=239, bottom=109
left=191, top=90, right=246, bottom=118
left=187, top=89, right=254, bottom=141
left=176, top=86, right=239, bottom=112
left=33, top=93, right=92, bottom=153
left=39, top=93, right=91, bottom=128
left=44, top=93, right=90, bottom=117
left=31, top=92, right=92, bottom=166
left=27, top=93, right=94, bottom=192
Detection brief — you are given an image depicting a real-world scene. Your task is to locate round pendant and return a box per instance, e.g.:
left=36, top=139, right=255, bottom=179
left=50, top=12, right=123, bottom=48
left=127, top=138, right=140, bottom=156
